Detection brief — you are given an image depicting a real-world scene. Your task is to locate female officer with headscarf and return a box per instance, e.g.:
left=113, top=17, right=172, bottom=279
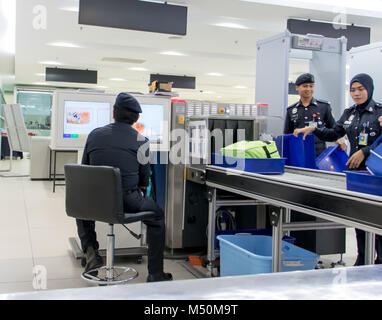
left=293, top=73, right=382, bottom=266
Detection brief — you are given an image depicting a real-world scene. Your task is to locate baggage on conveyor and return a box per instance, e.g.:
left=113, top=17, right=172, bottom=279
left=212, top=140, right=285, bottom=174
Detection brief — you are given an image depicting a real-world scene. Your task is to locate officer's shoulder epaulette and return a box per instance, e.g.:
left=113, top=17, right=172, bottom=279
left=316, top=99, right=330, bottom=105
left=287, top=102, right=299, bottom=109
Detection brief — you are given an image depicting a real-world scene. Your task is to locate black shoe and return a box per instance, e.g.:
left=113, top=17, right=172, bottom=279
left=147, top=272, right=173, bottom=283
left=354, top=256, right=365, bottom=266
left=84, top=247, right=103, bottom=273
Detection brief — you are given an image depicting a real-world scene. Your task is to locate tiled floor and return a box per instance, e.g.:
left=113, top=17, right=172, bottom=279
left=0, top=158, right=358, bottom=295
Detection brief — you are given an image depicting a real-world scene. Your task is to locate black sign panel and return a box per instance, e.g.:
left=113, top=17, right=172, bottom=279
left=150, top=74, right=196, bottom=89
left=46, top=68, right=97, bottom=84
left=79, top=0, right=187, bottom=36
left=287, top=19, right=370, bottom=51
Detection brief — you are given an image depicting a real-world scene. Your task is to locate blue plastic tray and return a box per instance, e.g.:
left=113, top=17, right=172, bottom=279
left=215, top=228, right=295, bottom=249
left=346, top=171, right=382, bottom=196
left=212, top=153, right=285, bottom=174
left=275, top=133, right=317, bottom=169
left=217, top=235, right=320, bottom=276
left=316, top=145, right=348, bottom=172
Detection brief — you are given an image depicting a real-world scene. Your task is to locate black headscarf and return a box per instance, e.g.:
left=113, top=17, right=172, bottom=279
left=350, top=73, right=374, bottom=108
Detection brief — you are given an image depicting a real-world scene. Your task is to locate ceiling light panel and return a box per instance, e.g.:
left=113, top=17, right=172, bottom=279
left=102, top=57, right=146, bottom=64
left=39, top=61, right=63, bottom=66
left=128, top=67, right=149, bottom=71
left=159, top=51, right=187, bottom=56
left=213, top=22, right=249, bottom=29
left=206, top=73, right=223, bottom=76
left=47, top=42, right=82, bottom=48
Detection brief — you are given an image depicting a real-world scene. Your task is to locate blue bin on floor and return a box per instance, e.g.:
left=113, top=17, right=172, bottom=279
left=212, top=153, right=285, bottom=174
left=275, top=134, right=316, bottom=169
left=316, top=145, right=348, bottom=172
left=217, top=235, right=320, bottom=276
left=346, top=171, right=382, bottom=196
left=214, top=228, right=296, bottom=249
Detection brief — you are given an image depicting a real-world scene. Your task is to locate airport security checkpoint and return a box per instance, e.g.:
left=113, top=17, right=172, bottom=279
left=1, top=0, right=382, bottom=301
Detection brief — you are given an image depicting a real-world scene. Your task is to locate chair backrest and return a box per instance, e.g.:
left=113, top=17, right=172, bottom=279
left=64, top=164, right=124, bottom=224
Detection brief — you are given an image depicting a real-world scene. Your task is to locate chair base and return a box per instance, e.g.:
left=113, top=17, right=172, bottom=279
left=81, top=266, right=138, bottom=285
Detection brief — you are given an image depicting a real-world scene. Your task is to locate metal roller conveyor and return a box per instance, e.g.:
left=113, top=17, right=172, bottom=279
left=205, top=165, right=382, bottom=275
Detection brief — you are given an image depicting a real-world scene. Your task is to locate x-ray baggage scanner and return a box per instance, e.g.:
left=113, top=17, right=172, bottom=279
left=255, top=30, right=347, bottom=137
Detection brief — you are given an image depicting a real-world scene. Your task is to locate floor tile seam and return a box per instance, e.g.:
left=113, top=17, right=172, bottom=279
left=21, top=180, right=37, bottom=267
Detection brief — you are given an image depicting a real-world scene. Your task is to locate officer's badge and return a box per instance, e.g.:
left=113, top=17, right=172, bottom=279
left=348, top=114, right=355, bottom=122
left=292, top=108, right=297, bottom=114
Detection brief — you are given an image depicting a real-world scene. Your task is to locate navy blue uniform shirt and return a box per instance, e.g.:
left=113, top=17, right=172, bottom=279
left=81, top=122, right=150, bottom=191
left=284, top=98, right=337, bottom=155
left=314, top=100, right=382, bottom=169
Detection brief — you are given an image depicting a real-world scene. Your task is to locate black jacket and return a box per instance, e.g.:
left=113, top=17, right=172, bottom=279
left=284, top=98, right=336, bottom=155
left=314, top=100, right=382, bottom=169
left=81, top=122, right=150, bottom=191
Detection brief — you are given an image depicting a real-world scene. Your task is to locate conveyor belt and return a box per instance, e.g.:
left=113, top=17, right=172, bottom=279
left=206, top=165, right=382, bottom=234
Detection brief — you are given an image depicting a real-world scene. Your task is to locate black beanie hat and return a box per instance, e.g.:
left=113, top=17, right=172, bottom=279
left=350, top=73, right=374, bottom=107
left=114, top=92, right=142, bottom=113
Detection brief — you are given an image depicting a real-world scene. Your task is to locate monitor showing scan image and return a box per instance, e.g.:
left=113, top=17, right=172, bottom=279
left=63, top=100, right=111, bottom=138
left=132, top=104, right=164, bottom=143
left=50, top=91, right=116, bottom=149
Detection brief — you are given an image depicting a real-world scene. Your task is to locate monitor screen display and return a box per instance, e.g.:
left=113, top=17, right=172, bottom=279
left=132, top=104, right=164, bottom=143
left=63, top=100, right=111, bottom=138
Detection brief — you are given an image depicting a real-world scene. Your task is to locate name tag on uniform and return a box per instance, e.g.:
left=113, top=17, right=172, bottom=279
left=308, top=121, right=317, bottom=128
left=358, top=133, right=368, bottom=146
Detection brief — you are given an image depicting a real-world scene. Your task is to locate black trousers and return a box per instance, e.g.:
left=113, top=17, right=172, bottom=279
left=355, top=228, right=382, bottom=265
left=76, top=189, right=165, bottom=275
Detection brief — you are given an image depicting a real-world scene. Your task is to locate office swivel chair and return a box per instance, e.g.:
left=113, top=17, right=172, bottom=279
left=64, top=164, right=156, bottom=285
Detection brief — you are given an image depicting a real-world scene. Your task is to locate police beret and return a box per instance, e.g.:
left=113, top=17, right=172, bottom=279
left=114, top=92, right=142, bottom=113
left=296, top=73, right=315, bottom=86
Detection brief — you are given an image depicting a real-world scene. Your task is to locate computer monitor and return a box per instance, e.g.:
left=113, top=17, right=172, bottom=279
left=132, top=95, right=171, bottom=151
left=50, top=91, right=116, bottom=149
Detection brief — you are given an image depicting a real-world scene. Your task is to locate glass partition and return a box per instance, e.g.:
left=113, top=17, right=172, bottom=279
left=16, top=90, right=53, bottom=136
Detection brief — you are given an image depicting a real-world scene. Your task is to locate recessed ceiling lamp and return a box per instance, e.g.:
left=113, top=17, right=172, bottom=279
left=206, top=72, right=223, bottom=76
left=35, top=73, right=45, bottom=76
left=128, top=67, right=149, bottom=71
left=59, top=5, right=79, bottom=13
left=96, top=85, right=108, bottom=89
left=234, top=85, right=248, bottom=89
left=39, top=61, right=63, bottom=66
left=213, top=22, right=249, bottom=29
left=202, top=90, right=216, bottom=94
left=109, top=78, right=126, bottom=81
left=47, top=42, right=82, bottom=48
left=160, top=51, right=186, bottom=56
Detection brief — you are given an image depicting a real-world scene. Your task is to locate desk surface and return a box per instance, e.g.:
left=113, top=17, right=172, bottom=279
left=1, top=265, right=382, bottom=300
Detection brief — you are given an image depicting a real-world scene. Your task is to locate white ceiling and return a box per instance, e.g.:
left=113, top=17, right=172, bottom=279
left=12, top=0, right=382, bottom=103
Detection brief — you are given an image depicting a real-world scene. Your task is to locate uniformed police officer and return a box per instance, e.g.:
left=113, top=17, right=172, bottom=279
left=76, top=92, right=172, bottom=282
left=294, top=73, right=382, bottom=265
left=284, top=73, right=345, bottom=156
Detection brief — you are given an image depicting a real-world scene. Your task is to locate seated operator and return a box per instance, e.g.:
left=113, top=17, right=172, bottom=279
left=76, top=92, right=172, bottom=282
